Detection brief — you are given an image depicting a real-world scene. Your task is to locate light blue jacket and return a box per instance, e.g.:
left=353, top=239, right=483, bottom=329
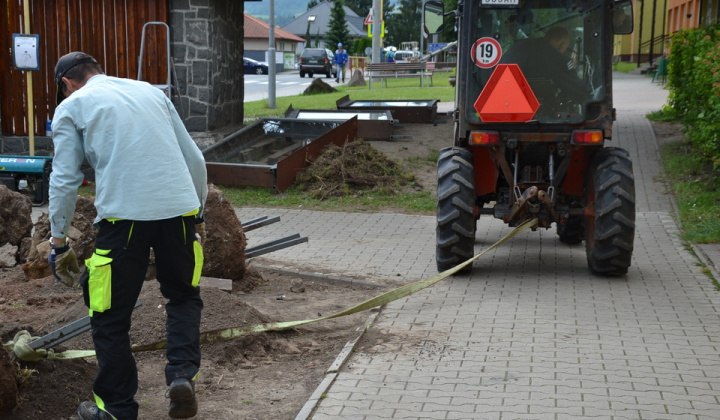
left=49, top=74, right=208, bottom=238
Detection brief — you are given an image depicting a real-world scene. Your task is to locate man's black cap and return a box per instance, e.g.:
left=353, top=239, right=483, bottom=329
left=54, top=52, right=98, bottom=105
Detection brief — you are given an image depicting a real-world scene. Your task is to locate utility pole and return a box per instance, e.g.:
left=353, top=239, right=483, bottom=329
left=420, top=1, right=424, bottom=61
left=649, top=0, right=657, bottom=66
left=268, top=0, right=276, bottom=109
left=636, top=0, right=644, bottom=66
left=372, top=0, right=382, bottom=63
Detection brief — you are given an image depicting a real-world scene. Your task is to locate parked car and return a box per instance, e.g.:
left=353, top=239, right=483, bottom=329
left=298, top=48, right=335, bottom=78
left=394, top=50, right=418, bottom=63
left=244, top=57, right=268, bottom=75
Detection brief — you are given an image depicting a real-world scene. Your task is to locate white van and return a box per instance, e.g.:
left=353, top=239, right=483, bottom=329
left=394, top=50, right=418, bottom=63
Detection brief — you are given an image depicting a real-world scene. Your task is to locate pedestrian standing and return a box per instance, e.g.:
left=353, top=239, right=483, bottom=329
left=48, top=51, right=208, bottom=420
left=335, top=42, right=349, bottom=83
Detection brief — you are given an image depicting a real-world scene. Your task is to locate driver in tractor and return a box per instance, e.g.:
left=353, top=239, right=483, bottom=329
left=501, top=26, right=590, bottom=111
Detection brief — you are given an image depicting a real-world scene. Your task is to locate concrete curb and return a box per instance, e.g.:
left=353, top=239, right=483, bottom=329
left=645, top=117, right=720, bottom=285
left=690, top=244, right=720, bottom=285
left=294, top=310, right=381, bottom=420
left=251, top=262, right=387, bottom=419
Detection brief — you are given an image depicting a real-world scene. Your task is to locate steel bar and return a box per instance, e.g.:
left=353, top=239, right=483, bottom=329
left=242, top=216, right=281, bottom=232
left=245, top=234, right=309, bottom=259
left=29, top=300, right=142, bottom=350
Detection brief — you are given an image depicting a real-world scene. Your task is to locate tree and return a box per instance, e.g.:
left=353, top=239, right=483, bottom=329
left=307, top=0, right=319, bottom=10
left=353, top=37, right=372, bottom=56
left=345, top=0, right=372, bottom=17
left=383, top=2, right=395, bottom=25
left=325, top=0, right=351, bottom=51
left=385, top=0, right=421, bottom=47
left=382, top=2, right=396, bottom=46
left=440, top=0, right=458, bottom=43
left=305, top=20, right=312, bottom=47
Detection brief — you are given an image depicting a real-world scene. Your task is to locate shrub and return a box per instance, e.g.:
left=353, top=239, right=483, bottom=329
left=667, top=24, right=720, bottom=167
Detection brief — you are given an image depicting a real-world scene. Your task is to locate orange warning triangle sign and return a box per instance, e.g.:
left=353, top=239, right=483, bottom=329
left=365, top=10, right=373, bottom=25
left=474, top=64, right=539, bottom=123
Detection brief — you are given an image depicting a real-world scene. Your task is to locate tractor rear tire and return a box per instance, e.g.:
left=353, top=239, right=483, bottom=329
left=436, top=147, right=476, bottom=273
left=585, top=147, right=635, bottom=276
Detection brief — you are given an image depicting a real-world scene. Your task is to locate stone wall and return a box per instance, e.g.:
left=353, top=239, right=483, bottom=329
left=0, top=0, right=243, bottom=151
left=170, top=0, right=245, bottom=132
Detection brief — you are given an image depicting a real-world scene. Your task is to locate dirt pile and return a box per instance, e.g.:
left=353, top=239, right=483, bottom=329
left=195, top=184, right=248, bottom=281
left=302, top=78, right=337, bottom=95
left=23, top=196, right=97, bottom=280
left=0, top=186, right=33, bottom=269
left=0, top=349, right=18, bottom=414
left=295, top=139, right=415, bottom=199
left=0, top=186, right=33, bottom=248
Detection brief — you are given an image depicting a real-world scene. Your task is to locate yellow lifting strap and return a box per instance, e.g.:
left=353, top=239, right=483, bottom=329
left=6, top=219, right=538, bottom=361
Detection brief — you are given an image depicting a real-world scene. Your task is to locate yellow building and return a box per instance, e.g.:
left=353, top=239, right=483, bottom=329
left=615, top=0, right=720, bottom=64
left=614, top=0, right=668, bottom=64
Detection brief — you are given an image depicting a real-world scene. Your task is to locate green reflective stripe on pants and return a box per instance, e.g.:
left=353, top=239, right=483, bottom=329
left=85, top=253, right=113, bottom=313
left=182, top=217, right=188, bottom=245
left=192, top=241, right=203, bottom=287
left=127, top=221, right=135, bottom=248
left=93, top=392, right=118, bottom=420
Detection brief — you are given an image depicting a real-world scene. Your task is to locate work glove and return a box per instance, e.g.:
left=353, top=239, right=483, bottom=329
left=48, top=240, right=81, bottom=287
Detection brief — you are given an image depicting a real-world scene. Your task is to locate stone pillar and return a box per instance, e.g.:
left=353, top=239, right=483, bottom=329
left=170, top=0, right=244, bottom=132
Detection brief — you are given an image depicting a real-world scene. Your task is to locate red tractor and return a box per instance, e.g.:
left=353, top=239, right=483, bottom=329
left=424, top=0, right=636, bottom=275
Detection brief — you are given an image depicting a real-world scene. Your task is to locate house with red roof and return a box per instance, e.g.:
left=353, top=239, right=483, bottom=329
left=244, top=13, right=305, bottom=71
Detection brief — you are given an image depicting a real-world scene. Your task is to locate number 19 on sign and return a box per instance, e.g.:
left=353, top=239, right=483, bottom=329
left=471, top=37, right=502, bottom=69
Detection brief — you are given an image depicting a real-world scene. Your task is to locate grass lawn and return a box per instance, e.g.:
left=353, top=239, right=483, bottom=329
left=612, top=61, right=638, bottom=73
left=243, top=71, right=456, bottom=121
left=648, top=110, right=720, bottom=243
left=659, top=141, right=720, bottom=243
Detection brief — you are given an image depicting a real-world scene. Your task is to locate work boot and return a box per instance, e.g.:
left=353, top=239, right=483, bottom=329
left=77, top=401, right=115, bottom=420
left=167, top=378, right=198, bottom=418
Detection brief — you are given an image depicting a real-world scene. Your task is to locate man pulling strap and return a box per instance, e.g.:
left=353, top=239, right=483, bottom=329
left=49, top=51, right=208, bottom=420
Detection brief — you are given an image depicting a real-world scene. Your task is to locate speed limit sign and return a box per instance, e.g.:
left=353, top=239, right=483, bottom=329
left=471, top=37, right=502, bottom=69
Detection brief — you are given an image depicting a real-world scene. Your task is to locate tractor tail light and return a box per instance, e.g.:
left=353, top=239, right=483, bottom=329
left=469, top=131, right=500, bottom=146
left=572, top=130, right=603, bottom=144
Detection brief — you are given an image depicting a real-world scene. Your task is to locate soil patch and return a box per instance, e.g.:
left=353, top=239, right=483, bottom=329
left=651, top=121, right=684, bottom=147
left=1, top=266, right=384, bottom=420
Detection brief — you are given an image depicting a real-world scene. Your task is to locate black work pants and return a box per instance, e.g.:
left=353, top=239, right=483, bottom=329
left=81, top=216, right=203, bottom=420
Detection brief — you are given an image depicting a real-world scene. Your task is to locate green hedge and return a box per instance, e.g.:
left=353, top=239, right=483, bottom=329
left=667, top=24, right=720, bottom=167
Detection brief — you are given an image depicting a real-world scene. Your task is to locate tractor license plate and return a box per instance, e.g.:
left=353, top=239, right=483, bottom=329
left=481, top=0, right=520, bottom=6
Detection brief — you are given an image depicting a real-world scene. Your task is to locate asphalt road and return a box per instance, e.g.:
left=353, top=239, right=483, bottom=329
left=244, top=71, right=345, bottom=102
